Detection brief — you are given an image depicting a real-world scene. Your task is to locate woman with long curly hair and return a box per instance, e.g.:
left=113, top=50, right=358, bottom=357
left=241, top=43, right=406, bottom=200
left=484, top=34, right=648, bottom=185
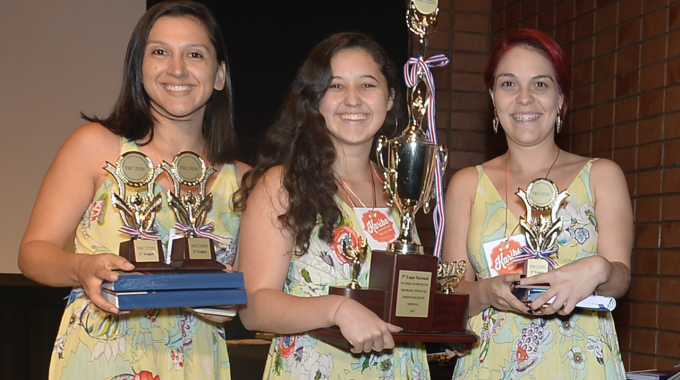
left=236, top=32, right=430, bottom=379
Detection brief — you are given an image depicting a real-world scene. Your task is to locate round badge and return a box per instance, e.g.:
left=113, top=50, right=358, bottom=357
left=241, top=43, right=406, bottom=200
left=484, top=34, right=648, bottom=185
left=526, top=178, right=558, bottom=210
left=117, top=152, right=153, bottom=187
left=173, top=152, right=205, bottom=185
left=413, top=0, right=438, bottom=15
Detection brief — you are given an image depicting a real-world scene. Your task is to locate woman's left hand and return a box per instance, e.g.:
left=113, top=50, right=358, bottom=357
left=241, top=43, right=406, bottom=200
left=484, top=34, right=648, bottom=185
left=519, top=255, right=611, bottom=315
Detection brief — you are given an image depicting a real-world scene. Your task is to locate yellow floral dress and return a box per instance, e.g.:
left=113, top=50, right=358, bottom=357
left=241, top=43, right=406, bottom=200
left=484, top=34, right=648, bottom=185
left=263, top=198, right=430, bottom=380
left=49, top=139, right=241, bottom=380
left=452, top=160, right=626, bottom=380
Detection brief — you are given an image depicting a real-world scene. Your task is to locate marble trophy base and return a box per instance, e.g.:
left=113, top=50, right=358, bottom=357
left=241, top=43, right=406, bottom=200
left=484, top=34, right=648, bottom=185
left=170, top=237, right=225, bottom=270
left=119, top=239, right=173, bottom=271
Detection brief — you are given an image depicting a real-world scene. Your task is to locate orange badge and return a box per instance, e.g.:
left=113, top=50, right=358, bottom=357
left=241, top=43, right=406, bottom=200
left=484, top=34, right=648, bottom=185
left=489, top=239, right=523, bottom=275
left=362, top=210, right=397, bottom=243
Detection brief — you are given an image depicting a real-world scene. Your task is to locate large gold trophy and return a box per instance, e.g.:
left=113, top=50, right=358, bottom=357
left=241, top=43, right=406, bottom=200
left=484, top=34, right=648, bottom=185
left=322, top=0, right=477, bottom=346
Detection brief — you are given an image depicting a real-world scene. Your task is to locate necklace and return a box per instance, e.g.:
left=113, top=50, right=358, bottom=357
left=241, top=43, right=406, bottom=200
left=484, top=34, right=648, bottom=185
left=504, top=147, right=560, bottom=237
left=335, top=164, right=377, bottom=209
left=151, top=139, right=175, bottom=186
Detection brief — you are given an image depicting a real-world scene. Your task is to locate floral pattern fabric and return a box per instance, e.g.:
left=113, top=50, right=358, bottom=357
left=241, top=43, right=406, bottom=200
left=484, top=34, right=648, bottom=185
left=49, top=139, right=241, bottom=380
left=453, top=160, right=626, bottom=380
left=263, top=198, right=430, bottom=380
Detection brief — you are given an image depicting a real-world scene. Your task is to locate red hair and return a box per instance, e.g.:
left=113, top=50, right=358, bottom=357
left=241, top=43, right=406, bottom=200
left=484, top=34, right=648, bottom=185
left=484, top=29, right=572, bottom=120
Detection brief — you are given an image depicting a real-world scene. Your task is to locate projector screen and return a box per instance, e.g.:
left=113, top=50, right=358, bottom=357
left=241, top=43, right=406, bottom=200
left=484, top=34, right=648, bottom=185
left=0, top=0, right=145, bottom=274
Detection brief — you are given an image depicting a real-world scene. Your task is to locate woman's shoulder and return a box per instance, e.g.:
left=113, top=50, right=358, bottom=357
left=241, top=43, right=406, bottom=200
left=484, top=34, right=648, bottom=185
left=64, top=123, right=120, bottom=154
left=58, top=123, right=121, bottom=163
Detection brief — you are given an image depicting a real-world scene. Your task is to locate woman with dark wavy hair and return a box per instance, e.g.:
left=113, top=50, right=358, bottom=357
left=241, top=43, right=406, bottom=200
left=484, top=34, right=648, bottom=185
left=237, top=32, right=430, bottom=379
left=19, top=1, right=248, bottom=379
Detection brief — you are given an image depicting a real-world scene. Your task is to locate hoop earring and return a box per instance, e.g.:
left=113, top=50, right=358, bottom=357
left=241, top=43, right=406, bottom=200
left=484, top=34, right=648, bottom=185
left=492, top=109, right=499, bottom=134
left=556, top=107, right=562, bottom=133
left=388, top=110, right=399, bottom=137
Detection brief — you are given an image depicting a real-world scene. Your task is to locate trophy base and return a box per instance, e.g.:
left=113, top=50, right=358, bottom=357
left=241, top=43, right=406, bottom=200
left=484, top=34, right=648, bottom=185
left=119, top=240, right=174, bottom=271
left=170, top=237, right=225, bottom=270
left=325, top=250, right=472, bottom=336
left=311, top=326, right=478, bottom=349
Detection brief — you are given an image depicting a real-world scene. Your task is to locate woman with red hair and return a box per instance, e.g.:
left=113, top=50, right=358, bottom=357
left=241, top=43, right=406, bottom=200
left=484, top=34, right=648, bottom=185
left=443, top=29, right=631, bottom=379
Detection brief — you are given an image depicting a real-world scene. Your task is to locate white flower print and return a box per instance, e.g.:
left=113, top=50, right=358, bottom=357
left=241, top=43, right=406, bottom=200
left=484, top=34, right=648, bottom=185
left=567, top=346, right=586, bottom=370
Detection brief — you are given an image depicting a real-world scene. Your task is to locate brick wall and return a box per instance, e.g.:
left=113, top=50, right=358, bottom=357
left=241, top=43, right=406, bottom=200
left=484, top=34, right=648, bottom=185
left=414, top=0, right=680, bottom=371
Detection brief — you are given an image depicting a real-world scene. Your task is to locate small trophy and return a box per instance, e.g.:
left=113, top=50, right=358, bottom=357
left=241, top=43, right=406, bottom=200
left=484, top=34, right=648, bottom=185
left=342, top=237, right=368, bottom=290
left=104, top=151, right=171, bottom=270
left=161, top=152, right=224, bottom=270
left=512, top=178, right=568, bottom=303
left=437, top=261, right=466, bottom=294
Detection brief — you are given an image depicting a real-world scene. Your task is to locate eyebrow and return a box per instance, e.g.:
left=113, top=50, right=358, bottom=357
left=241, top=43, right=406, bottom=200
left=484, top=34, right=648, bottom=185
left=146, top=40, right=211, bottom=50
left=496, top=73, right=555, bottom=82
left=330, top=74, right=380, bottom=81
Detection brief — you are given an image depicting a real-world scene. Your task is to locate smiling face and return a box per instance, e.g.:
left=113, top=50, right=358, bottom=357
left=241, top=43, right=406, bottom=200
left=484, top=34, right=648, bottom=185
left=142, top=16, right=226, bottom=122
left=319, top=48, right=394, bottom=150
left=491, top=46, right=563, bottom=147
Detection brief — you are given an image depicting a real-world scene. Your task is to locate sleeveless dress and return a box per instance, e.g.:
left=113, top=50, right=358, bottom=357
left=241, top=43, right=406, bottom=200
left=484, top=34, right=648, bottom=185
left=263, top=198, right=430, bottom=380
left=49, top=139, right=241, bottom=380
left=452, top=160, right=626, bottom=380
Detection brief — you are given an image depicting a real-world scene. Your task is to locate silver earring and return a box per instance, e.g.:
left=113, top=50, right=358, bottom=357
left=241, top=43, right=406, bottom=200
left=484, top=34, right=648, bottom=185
left=556, top=107, right=562, bottom=133
left=492, top=109, right=499, bottom=134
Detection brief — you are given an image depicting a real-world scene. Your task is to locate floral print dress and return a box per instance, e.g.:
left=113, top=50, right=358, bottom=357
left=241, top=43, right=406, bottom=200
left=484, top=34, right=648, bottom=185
left=49, top=139, right=241, bottom=380
left=263, top=198, right=430, bottom=380
left=452, top=159, right=626, bottom=380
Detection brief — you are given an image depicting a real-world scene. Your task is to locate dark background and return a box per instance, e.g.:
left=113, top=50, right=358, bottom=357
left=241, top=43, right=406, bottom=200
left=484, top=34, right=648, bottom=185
left=148, top=0, right=409, bottom=164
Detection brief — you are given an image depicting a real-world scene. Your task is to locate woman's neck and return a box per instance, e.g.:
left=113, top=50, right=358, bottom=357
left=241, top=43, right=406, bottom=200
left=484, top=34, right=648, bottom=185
left=332, top=147, right=373, bottom=182
left=506, top=141, right=560, bottom=175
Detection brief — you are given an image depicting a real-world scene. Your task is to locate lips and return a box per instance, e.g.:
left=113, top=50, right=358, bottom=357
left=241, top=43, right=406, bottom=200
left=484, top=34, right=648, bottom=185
left=162, top=84, right=193, bottom=92
left=512, top=113, right=541, bottom=122
left=340, top=113, right=368, bottom=121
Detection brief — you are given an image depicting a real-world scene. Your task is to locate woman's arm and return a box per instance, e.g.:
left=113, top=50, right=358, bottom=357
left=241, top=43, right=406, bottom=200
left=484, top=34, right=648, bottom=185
left=521, top=159, right=633, bottom=315
left=19, top=123, right=134, bottom=313
left=238, top=166, right=400, bottom=353
left=442, top=166, right=527, bottom=316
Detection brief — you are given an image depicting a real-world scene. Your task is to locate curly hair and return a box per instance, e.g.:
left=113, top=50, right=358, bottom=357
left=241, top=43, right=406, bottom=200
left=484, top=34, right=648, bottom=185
left=235, top=32, right=405, bottom=255
left=82, top=0, right=237, bottom=165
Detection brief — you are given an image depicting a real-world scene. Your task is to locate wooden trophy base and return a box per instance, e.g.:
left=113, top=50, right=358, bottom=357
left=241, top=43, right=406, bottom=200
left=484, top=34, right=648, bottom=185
left=120, top=240, right=173, bottom=271
left=170, top=237, right=225, bottom=270
left=315, top=249, right=477, bottom=347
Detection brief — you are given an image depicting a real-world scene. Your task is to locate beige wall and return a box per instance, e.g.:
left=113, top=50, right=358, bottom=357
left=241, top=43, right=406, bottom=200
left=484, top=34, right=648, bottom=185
left=0, top=0, right=145, bottom=273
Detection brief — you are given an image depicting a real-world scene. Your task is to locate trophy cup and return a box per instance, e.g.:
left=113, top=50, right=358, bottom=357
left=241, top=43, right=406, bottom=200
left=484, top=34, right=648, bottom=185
left=105, top=151, right=171, bottom=270
left=320, top=0, right=476, bottom=346
left=161, top=152, right=224, bottom=270
left=512, top=178, right=569, bottom=302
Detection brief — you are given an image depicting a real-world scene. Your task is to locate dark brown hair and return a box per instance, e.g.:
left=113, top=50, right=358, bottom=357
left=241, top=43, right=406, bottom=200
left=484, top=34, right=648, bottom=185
left=236, top=32, right=404, bottom=255
left=83, top=0, right=237, bottom=164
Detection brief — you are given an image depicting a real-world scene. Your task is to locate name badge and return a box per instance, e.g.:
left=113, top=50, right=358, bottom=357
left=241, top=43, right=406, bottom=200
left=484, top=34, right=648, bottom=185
left=354, top=207, right=398, bottom=251
left=482, top=234, right=527, bottom=278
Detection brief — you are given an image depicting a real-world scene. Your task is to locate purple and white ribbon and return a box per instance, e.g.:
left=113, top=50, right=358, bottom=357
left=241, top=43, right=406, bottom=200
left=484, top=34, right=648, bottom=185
left=511, top=244, right=559, bottom=269
left=404, top=54, right=449, bottom=259
left=119, top=225, right=160, bottom=240
left=174, top=222, right=224, bottom=245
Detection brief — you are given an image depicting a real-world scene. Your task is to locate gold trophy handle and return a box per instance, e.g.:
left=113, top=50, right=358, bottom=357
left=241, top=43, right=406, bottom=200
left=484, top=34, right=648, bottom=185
left=438, top=145, right=448, bottom=176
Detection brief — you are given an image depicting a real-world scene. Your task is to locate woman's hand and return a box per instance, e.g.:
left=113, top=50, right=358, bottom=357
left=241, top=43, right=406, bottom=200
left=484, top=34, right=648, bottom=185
left=481, top=273, right=528, bottom=314
left=73, top=253, right=135, bottom=314
left=520, top=255, right=610, bottom=315
left=333, top=298, right=401, bottom=354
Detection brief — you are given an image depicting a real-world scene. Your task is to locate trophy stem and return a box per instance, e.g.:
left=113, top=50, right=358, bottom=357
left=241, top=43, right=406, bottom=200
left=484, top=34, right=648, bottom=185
left=389, top=211, right=424, bottom=255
